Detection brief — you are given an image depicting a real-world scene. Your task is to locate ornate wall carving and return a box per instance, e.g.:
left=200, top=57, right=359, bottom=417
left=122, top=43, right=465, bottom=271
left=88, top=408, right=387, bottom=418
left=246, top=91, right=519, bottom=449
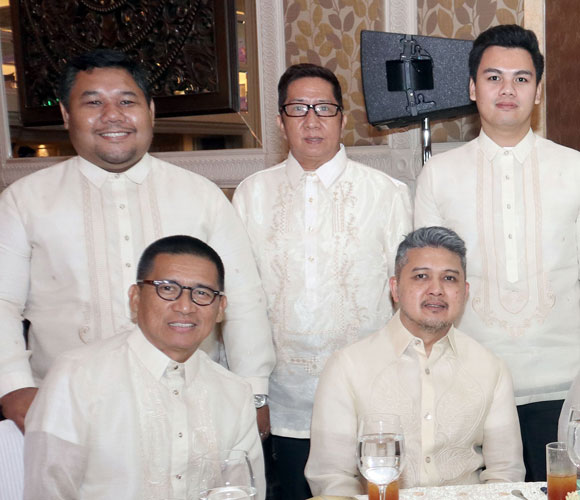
left=12, top=0, right=238, bottom=125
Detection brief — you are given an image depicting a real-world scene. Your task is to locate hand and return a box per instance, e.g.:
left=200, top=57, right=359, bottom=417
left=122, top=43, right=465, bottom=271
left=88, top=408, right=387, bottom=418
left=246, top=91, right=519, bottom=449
left=256, top=405, right=270, bottom=441
left=0, top=387, right=38, bottom=433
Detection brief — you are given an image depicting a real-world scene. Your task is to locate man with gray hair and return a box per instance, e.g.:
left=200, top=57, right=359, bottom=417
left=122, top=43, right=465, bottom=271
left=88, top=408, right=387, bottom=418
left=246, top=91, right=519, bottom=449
left=306, top=227, right=524, bottom=495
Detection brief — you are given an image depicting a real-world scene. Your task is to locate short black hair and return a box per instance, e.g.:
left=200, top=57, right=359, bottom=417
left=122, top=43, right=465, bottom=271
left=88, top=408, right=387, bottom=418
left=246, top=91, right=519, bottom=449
left=137, top=235, right=225, bottom=290
left=278, top=63, right=343, bottom=110
left=469, top=24, right=544, bottom=84
left=395, top=226, right=467, bottom=278
left=58, top=49, right=151, bottom=110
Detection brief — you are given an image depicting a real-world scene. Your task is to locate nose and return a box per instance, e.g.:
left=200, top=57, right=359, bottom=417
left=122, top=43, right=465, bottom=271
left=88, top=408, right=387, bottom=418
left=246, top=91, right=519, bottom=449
left=500, top=79, right=515, bottom=96
left=100, top=102, right=124, bottom=122
left=303, top=107, right=321, bottom=128
left=171, top=291, right=197, bottom=313
left=427, top=280, right=444, bottom=296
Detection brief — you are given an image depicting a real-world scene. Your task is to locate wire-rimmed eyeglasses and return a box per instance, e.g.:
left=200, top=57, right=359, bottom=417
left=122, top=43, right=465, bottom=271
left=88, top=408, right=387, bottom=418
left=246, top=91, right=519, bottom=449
left=137, top=279, right=224, bottom=306
left=280, top=102, right=342, bottom=117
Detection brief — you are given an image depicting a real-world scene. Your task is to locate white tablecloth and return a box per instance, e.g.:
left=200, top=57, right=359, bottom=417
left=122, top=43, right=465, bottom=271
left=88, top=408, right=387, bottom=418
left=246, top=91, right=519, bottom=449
left=354, top=481, right=547, bottom=499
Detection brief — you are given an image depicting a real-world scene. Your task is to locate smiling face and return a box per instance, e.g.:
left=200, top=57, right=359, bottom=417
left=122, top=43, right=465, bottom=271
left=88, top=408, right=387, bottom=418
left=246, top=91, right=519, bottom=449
left=469, top=46, right=542, bottom=146
left=129, top=253, right=227, bottom=363
left=390, top=247, right=469, bottom=345
left=60, top=67, right=155, bottom=172
left=277, top=76, right=346, bottom=171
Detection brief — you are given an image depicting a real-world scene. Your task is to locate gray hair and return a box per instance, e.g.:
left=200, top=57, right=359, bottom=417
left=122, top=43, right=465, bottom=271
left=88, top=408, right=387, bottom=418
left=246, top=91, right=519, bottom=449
left=395, top=226, right=467, bottom=278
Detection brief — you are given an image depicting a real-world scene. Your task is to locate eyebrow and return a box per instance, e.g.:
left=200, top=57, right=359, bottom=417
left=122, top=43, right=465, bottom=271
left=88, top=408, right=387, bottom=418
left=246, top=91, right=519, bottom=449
left=482, top=68, right=534, bottom=77
left=286, top=98, right=336, bottom=103
left=411, top=267, right=460, bottom=275
left=80, top=90, right=140, bottom=98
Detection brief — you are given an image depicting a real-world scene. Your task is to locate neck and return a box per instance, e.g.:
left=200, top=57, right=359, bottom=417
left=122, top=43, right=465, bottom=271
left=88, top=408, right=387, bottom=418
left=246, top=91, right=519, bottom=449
left=481, top=123, right=530, bottom=147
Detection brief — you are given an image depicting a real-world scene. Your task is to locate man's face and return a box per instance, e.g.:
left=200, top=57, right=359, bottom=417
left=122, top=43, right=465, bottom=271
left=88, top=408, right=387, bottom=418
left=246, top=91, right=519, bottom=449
left=60, top=67, right=155, bottom=172
left=390, top=247, right=468, bottom=340
left=277, top=76, right=346, bottom=171
left=469, top=46, right=541, bottom=143
left=129, top=253, right=227, bottom=363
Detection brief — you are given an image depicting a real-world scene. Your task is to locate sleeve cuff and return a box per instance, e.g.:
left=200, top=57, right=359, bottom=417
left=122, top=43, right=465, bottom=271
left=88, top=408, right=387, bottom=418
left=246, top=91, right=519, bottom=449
left=0, top=372, right=37, bottom=400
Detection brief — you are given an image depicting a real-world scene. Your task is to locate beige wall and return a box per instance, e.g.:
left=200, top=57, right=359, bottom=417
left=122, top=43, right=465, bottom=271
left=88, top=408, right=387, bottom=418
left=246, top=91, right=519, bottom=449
left=283, top=0, right=523, bottom=145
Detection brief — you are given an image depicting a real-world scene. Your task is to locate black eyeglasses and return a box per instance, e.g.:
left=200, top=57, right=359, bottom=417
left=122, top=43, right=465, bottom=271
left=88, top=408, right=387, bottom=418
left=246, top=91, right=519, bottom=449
left=137, top=280, right=224, bottom=306
left=280, top=102, right=342, bottom=117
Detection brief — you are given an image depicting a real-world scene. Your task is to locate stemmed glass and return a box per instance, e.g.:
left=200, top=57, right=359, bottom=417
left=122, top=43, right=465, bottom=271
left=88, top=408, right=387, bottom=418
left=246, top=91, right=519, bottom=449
left=198, top=449, right=256, bottom=500
left=357, top=413, right=405, bottom=500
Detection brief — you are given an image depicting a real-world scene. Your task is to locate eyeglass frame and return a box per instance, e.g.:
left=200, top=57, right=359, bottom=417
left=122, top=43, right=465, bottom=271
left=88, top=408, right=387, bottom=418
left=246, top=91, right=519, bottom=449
left=279, top=102, right=343, bottom=118
left=136, top=279, right=225, bottom=306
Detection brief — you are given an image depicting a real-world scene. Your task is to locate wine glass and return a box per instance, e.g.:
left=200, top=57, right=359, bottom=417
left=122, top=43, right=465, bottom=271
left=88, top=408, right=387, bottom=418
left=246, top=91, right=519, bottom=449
left=567, top=405, right=580, bottom=468
left=198, top=449, right=256, bottom=500
left=357, top=413, right=404, bottom=500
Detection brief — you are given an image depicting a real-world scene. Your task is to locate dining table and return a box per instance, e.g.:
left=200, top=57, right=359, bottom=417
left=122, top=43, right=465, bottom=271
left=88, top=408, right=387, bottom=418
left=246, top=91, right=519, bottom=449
left=310, top=481, right=548, bottom=500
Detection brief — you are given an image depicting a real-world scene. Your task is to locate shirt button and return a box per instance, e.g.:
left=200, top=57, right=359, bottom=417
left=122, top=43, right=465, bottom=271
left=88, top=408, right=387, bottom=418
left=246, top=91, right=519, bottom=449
left=173, top=389, right=179, bottom=396
left=308, top=197, right=314, bottom=203
left=114, top=173, right=120, bottom=179
left=178, top=432, right=183, bottom=438
left=124, top=235, right=130, bottom=241
left=424, top=412, right=432, bottom=420
left=425, top=456, right=431, bottom=463
left=307, top=226, right=313, bottom=232
left=508, top=234, right=513, bottom=239
left=119, top=204, right=125, bottom=209
left=125, top=263, right=131, bottom=268
left=505, top=175, right=510, bottom=180
left=414, top=339, right=421, bottom=346
left=176, top=474, right=182, bottom=480
left=425, top=368, right=430, bottom=375
left=507, top=204, right=511, bottom=209
left=503, top=150, right=510, bottom=156
left=173, top=365, right=179, bottom=370
left=308, top=256, right=314, bottom=262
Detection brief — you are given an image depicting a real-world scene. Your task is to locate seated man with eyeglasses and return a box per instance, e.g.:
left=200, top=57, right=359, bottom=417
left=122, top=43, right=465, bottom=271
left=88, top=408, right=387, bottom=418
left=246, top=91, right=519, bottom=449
left=23, top=235, right=266, bottom=500
left=233, top=63, right=412, bottom=500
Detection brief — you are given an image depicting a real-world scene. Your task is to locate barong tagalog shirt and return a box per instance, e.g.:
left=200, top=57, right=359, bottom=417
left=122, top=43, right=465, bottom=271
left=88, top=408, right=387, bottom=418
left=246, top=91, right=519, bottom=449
left=23, top=327, right=266, bottom=500
left=305, top=311, right=525, bottom=496
left=0, top=153, right=274, bottom=397
left=414, top=130, right=580, bottom=405
left=233, top=145, right=413, bottom=437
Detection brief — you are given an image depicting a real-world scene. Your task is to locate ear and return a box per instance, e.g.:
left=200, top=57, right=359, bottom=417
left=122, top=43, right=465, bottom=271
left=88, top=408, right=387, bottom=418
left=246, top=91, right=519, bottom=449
left=148, top=99, right=156, bottom=125
left=215, top=295, right=228, bottom=324
left=534, top=81, right=542, bottom=105
left=60, top=103, right=70, bottom=130
left=469, top=77, right=476, bottom=102
left=128, top=284, right=141, bottom=324
left=341, top=112, right=347, bottom=130
left=389, top=276, right=400, bottom=304
left=464, top=280, right=470, bottom=304
left=277, top=114, right=288, bottom=141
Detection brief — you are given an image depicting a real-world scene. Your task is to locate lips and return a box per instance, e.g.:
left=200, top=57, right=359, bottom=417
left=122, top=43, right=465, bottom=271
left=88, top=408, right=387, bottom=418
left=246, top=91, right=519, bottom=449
left=422, top=301, right=448, bottom=311
left=496, top=101, right=518, bottom=110
left=97, top=129, right=135, bottom=139
left=304, top=136, right=323, bottom=144
left=168, top=321, right=196, bottom=330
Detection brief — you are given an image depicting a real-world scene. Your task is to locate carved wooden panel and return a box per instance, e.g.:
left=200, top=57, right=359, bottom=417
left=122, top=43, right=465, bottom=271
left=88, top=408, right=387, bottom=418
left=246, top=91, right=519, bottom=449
left=10, top=0, right=239, bottom=126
